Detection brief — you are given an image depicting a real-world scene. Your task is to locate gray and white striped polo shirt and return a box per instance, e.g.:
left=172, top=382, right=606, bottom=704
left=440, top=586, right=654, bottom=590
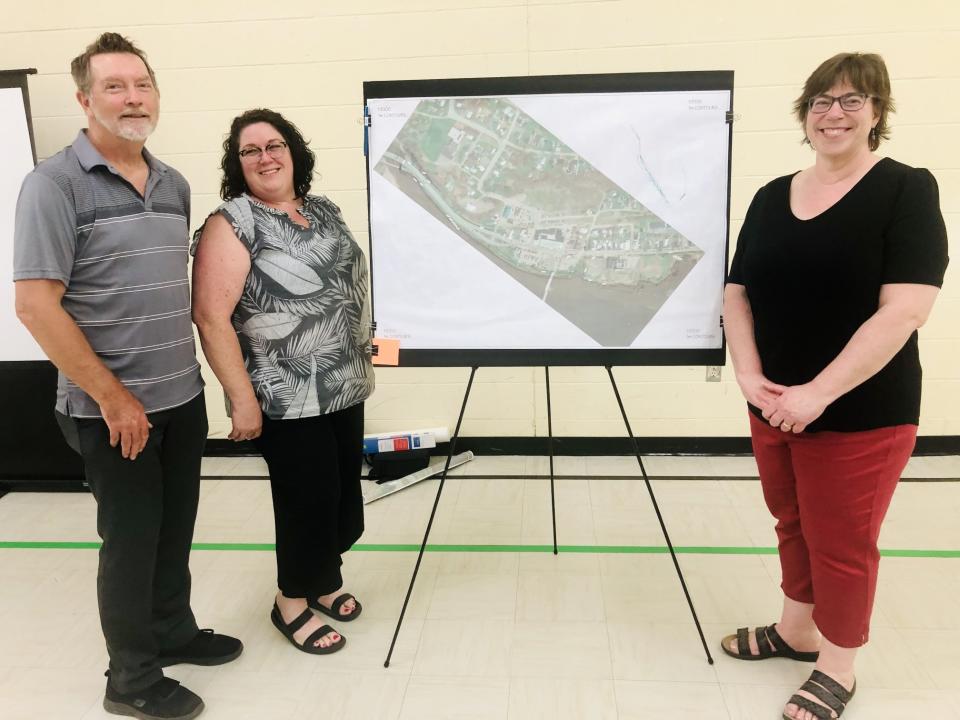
left=13, top=130, right=203, bottom=417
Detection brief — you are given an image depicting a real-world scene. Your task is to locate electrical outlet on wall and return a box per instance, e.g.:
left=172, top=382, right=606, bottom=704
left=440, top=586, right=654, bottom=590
left=705, top=366, right=722, bottom=382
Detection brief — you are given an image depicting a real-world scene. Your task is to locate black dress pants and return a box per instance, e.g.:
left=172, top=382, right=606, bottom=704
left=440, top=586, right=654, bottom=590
left=252, top=402, right=365, bottom=598
left=58, top=392, right=207, bottom=693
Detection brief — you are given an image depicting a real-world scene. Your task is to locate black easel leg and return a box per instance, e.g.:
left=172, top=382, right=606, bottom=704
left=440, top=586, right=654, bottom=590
left=605, top=366, right=714, bottom=665
left=545, top=366, right=558, bottom=555
left=384, top=366, right=478, bottom=668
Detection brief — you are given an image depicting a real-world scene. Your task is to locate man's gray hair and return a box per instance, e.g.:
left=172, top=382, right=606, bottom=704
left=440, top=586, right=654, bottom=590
left=70, top=32, right=158, bottom=95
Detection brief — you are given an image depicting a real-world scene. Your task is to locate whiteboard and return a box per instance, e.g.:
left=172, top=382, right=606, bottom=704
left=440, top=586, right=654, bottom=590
left=364, top=72, right=732, bottom=366
left=0, top=83, right=42, bottom=361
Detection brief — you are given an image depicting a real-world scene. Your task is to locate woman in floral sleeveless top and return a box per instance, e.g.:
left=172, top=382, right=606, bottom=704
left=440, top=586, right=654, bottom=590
left=193, top=109, right=374, bottom=655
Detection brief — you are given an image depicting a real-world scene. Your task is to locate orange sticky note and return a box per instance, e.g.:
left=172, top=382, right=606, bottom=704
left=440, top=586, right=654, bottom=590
left=371, top=337, right=400, bottom=366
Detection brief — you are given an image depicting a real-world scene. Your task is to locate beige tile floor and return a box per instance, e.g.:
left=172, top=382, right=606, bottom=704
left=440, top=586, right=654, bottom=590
left=0, top=454, right=959, bottom=719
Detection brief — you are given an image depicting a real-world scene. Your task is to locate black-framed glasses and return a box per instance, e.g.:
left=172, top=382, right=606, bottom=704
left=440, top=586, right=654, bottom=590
left=807, top=93, right=871, bottom=114
left=238, top=140, right=288, bottom=163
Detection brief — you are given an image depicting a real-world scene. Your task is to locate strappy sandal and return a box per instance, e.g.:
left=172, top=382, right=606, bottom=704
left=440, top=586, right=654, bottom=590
left=308, top=592, right=362, bottom=622
left=721, top=624, right=819, bottom=661
left=783, top=669, right=856, bottom=720
left=270, top=602, right=345, bottom=654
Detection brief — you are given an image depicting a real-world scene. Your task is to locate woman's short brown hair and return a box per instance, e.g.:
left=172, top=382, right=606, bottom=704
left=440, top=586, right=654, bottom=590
left=794, top=52, right=895, bottom=151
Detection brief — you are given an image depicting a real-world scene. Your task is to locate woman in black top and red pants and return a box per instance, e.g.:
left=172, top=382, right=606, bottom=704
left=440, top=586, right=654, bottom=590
left=722, top=53, right=948, bottom=720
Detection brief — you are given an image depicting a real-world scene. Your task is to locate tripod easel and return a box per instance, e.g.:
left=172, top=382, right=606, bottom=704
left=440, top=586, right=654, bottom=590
left=383, top=365, right=715, bottom=668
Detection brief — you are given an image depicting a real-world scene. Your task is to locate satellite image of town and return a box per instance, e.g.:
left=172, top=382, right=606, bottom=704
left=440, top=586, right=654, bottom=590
left=374, top=97, right=704, bottom=346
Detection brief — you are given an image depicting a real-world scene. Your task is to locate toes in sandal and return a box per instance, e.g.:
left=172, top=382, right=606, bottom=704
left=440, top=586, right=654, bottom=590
left=783, top=669, right=856, bottom=720
left=271, top=602, right=345, bottom=655
left=308, top=592, right=362, bottom=622
left=721, top=624, right=819, bottom=662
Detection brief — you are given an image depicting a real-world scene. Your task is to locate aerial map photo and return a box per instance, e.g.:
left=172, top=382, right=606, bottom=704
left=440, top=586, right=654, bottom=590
left=373, top=97, right=705, bottom=347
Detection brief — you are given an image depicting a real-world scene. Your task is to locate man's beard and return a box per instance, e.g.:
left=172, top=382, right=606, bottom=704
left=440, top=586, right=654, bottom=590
left=94, top=109, right=157, bottom=142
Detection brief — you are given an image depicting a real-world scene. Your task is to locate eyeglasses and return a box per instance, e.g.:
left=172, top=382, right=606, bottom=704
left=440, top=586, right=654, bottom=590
left=807, top=93, right=871, bottom=114
left=238, top=141, right=288, bottom=163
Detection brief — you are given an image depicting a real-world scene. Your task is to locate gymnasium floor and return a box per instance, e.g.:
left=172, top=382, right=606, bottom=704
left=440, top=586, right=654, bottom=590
left=1, top=454, right=958, bottom=719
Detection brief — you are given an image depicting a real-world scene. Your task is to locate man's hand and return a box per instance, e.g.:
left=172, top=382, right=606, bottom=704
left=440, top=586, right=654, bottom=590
left=17, top=279, right=151, bottom=456
left=228, top=397, right=262, bottom=442
left=100, top=389, right=152, bottom=460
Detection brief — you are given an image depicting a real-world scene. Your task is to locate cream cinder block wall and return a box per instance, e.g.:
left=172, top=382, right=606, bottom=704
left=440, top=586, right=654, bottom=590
left=3, top=1, right=957, bottom=439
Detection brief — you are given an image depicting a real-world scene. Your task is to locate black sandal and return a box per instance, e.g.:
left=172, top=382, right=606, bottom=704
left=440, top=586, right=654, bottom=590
left=308, top=592, right=362, bottom=622
left=270, top=602, right=345, bottom=654
left=783, top=670, right=856, bottom=720
left=721, top=624, right=819, bottom=662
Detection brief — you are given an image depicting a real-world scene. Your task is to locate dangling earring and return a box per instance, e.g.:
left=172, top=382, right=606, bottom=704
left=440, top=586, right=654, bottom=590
left=869, top=127, right=877, bottom=141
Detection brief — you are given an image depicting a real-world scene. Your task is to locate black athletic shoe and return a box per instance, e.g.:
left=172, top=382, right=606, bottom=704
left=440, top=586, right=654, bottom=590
left=158, top=628, right=243, bottom=667
left=103, top=676, right=204, bottom=720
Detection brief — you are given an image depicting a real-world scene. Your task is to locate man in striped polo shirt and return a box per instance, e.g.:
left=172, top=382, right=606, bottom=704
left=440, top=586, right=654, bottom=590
left=13, top=33, right=240, bottom=720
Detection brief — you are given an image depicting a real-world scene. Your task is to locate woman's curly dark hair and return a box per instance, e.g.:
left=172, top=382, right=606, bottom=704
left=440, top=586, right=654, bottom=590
left=219, top=108, right=316, bottom=200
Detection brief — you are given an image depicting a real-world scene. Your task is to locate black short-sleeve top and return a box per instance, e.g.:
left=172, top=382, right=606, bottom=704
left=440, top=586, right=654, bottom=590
left=727, top=158, right=949, bottom=432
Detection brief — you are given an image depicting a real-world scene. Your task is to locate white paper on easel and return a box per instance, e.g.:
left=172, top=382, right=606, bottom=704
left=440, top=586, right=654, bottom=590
left=0, top=86, right=42, bottom=361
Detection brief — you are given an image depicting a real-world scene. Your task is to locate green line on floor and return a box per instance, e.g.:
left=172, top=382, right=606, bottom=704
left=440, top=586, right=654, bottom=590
left=0, top=541, right=958, bottom=558
left=876, top=548, right=960, bottom=558
left=352, top=544, right=783, bottom=555
left=0, top=541, right=103, bottom=549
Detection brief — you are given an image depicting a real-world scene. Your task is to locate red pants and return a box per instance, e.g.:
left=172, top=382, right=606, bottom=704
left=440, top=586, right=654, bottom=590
left=749, top=413, right=917, bottom=648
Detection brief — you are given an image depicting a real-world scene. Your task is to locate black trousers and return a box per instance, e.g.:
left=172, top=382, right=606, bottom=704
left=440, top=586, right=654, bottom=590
left=57, top=392, right=207, bottom=693
left=252, top=402, right=365, bottom=598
